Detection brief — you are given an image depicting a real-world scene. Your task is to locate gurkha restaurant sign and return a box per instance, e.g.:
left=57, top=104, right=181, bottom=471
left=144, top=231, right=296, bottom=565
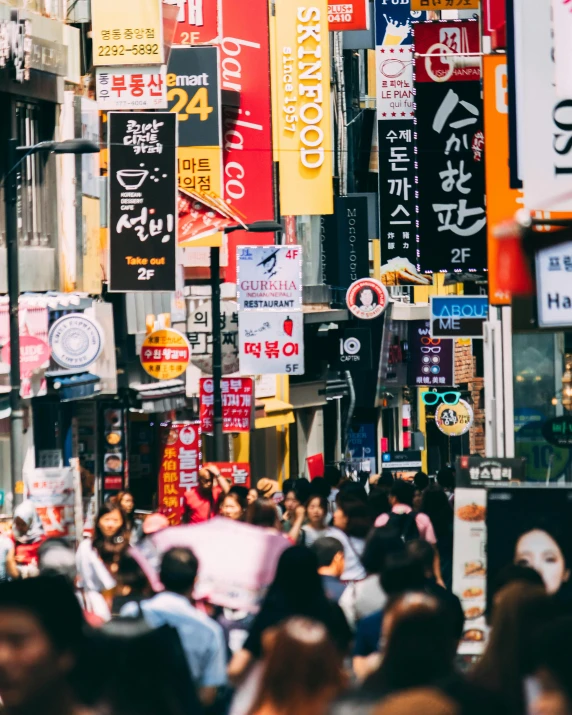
left=455, top=456, right=526, bottom=487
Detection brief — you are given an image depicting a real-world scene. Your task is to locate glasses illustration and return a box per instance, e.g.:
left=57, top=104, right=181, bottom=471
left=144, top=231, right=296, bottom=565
left=422, top=391, right=461, bottom=406
left=421, top=346, right=441, bottom=354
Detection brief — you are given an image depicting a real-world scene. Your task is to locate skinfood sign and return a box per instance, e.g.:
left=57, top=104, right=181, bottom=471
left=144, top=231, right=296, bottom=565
left=274, top=1, right=333, bottom=215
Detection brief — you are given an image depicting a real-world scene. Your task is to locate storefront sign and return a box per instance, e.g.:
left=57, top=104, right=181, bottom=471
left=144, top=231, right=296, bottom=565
left=542, top=416, right=572, bottom=448
left=536, top=241, right=572, bottom=328
left=321, top=196, right=370, bottom=290
left=141, top=328, right=190, bottom=380
left=96, top=67, right=167, bottom=110
left=381, top=451, right=422, bottom=469
left=200, top=377, right=253, bottom=433
left=375, top=2, right=423, bottom=47
left=430, top=296, right=488, bottom=339
left=415, top=81, right=486, bottom=275
left=49, top=314, right=104, bottom=370
left=414, top=20, right=480, bottom=84
left=108, top=112, right=177, bottom=292
left=408, top=320, right=454, bottom=387
left=237, top=246, right=302, bottom=311
left=25, top=467, right=76, bottom=539
left=377, top=46, right=414, bottom=120
left=188, top=300, right=239, bottom=375
left=455, top=456, right=526, bottom=487
left=274, top=0, right=333, bottom=216
left=158, top=422, right=202, bottom=524
left=435, top=399, right=474, bottom=436
left=92, top=0, right=164, bottom=65
left=102, top=407, right=125, bottom=492
left=1, top=336, right=49, bottom=378
left=346, top=278, right=389, bottom=320
left=328, top=1, right=368, bottom=30
left=221, top=0, right=275, bottom=283
left=412, top=0, right=479, bottom=7
left=165, top=0, right=218, bottom=45
left=211, top=462, right=251, bottom=487
left=334, top=328, right=372, bottom=371
left=553, top=0, right=572, bottom=99
left=239, top=312, right=304, bottom=375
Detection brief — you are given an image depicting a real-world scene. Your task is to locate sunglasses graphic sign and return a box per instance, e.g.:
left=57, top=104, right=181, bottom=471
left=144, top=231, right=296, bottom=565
left=408, top=320, right=454, bottom=387
left=430, top=296, right=488, bottom=339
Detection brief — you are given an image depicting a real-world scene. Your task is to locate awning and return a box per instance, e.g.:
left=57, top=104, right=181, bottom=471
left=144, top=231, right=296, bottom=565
left=128, top=379, right=186, bottom=414
left=255, top=398, right=295, bottom=430
left=52, top=373, right=101, bottom=402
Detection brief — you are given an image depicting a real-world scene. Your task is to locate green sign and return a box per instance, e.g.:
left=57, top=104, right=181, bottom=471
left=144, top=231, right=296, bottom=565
left=516, top=422, right=571, bottom=482
left=542, top=416, right=572, bottom=448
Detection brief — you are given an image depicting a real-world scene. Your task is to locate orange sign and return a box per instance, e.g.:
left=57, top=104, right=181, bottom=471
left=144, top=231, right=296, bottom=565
left=141, top=328, right=190, bottom=380
left=483, top=54, right=524, bottom=305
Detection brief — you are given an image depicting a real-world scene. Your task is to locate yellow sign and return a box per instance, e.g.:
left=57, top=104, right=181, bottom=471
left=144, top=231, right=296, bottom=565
left=435, top=399, right=474, bottom=437
left=274, top=1, right=333, bottom=215
left=411, top=0, right=479, bottom=8
left=92, top=0, right=163, bottom=66
left=141, top=329, right=191, bottom=381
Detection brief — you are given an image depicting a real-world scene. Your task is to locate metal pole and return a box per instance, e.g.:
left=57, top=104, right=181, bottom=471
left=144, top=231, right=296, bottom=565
left=210, top=246, right=224, bottom=462
left=5, top=138, right=24, bottom=507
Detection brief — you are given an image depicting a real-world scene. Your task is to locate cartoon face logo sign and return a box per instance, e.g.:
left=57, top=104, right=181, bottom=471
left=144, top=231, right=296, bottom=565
left=346, top=278, right=389, bottom=320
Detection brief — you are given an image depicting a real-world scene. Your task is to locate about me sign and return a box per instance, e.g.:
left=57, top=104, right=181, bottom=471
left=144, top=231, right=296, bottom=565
left=430, top=296, right=488, bottom=339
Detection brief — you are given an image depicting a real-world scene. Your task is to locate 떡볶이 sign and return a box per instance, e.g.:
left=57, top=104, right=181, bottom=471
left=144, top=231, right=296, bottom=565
left=237, top=246, right=302, bottom=311
left=239, top=312, right=304, bottom=375
left=96, top=67, right=167, bottom=110
left=430, top=296, right=488, bottom=339
left=158, top=422, right=201, bottom=525
left=141, top=328, right=190, bottom=380
left=199, top=377, right=253, bottom=433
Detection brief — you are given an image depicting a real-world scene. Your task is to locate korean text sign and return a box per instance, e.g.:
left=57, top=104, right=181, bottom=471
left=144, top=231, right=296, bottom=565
left=96, top=67, right=167, bottom=110
left=165, top=0, right=218, bottom=45
left=108, top=112, right=177, bottom=292
left=536, top=241, right=572, bottom=328
left=200, top=377, right=253, bottom=433
left=413, top=21, right=480, bottom=84
left=407, top=320, right=454, bottom=387
left=92, top=0, right=164, bottom=65
left=239, top=312, right=304, bottom=375
left=158, top=422, right=201, bottom=525
left=237, top=246, right=302, bottom=311
left=211, top=463, right=251, bottom=488
left=188, top=300, right=239, bottom=374
left=274, top=0, right=333, bottom=216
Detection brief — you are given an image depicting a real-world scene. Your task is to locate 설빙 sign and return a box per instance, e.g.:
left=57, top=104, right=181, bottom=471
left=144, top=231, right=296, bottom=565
left=455, top=456, right=526, bottom=487
left=435, top=399, right=474, bottom=437
left=96, top=67, right=167, bottom=110
left=141, top=328, right=190, bottom=380
left=108, top=112, right=177, bottom=292
left=346, top=278, right=389, bottom=320
left=536, top=242, right=572, bottom=328
left=430, top=296, right=488, bottom=339
left=237, top=246, right=302, bottom=311
left=239, top=312, right=304, bottom=376
left=49, top=314, right=104, bottom=371
left=328, top=1, right=368, bottom=31
left=158, top=422, right=201, bottom=525
left=542, top=416, right=572, bottom=448
left=200, top=377, right=253, bottom=433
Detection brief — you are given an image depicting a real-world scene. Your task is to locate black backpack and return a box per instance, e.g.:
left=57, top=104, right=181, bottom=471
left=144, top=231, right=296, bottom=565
left=386, top=511, right=420, bottom=542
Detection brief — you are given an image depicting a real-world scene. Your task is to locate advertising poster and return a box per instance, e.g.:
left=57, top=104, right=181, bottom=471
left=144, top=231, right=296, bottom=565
left=452, top=487, right=487, bottom=654
left=200, top=377, right=253, bottom=433
left=25, top=467, right=76, bottom=540
left=274, top=0, right=333, bottom=216
left=321, top=196, right=370, bottom=291
left=377, top=46, right=414, bottom=120
left=407, top=320, right=454, bottom=387
left=220, top=0, right=275, bottom=283
left=328, top=1, right=368, bottom=31
left=188, top=300, right=239, bottom=374
left=0, top=303, right=49, bottom=399
left=165, top=0, right=218, bottom=45
left=456, top=456, right=526, bottom=487
left=211, top=462, right=251, bottom=488
left=96, top=67, right=167, bottom=110
left=237, top=246, right=302, bottom=311
left=347, top=423, right=377, bottom=471
left=92, top=0, right=164, bottom=65
left=158, top=422, right=202, bottom=524
left=108, top=112, right=177, bottom=292
left=239, top=312, right=304, bottom=376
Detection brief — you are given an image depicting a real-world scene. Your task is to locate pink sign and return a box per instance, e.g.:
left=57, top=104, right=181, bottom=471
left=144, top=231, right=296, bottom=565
left=2, top=336, right=50, bottom=378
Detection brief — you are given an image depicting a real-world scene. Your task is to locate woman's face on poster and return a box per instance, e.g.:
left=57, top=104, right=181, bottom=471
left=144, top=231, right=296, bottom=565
left=515, top=528, right=570, bottom=595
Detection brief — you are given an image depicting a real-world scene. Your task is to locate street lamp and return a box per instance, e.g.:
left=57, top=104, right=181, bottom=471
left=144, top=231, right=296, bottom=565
left=210, top=221, right=284, bottom=461
left=4, top=137, right=100, bottom=506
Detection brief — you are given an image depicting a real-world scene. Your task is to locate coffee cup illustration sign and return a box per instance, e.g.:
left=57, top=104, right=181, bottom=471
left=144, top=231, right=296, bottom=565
left=346, top=278, right=389, bottom=320
left=435, top=399, right=474, bottom=437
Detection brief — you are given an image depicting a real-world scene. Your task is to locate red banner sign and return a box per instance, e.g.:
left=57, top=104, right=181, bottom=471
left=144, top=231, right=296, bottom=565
left=220, top=0, right=275, bottom=283
left=414, top=20, right=481, bottom=84
left=164, top=0, right=218, bottom=46
left=328, top=1, right=368, bottom=31
left=158, top=422, right=202, bottom=525
left=200, top=377, right=253, bottom=433
left=211, top=462, right=251, bottom=487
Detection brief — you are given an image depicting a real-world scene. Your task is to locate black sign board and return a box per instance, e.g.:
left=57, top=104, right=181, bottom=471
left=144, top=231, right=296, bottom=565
left=542, top=416, right=572, bottom=448
left=108, top=112, right=177, bottom=292
left=333, top=327, right=372, bottom=371
left=408, top=320, right=455, bottom=387
left=381, top=451, right=422, bottom=469
left=321, top=196, right=369, bottom=291
left=415, top=81, right=487, bottom=274
left=455, top=456, right=526, bottom=487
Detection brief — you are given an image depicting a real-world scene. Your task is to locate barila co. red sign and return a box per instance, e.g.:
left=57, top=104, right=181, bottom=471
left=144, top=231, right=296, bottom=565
left=220, top=0, right=274, bottom=284
left=328, top=1, right=369, bottom=31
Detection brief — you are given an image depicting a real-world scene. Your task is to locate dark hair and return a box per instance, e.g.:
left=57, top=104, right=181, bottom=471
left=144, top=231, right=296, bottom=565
left=526, top=615, right=572, bottom=705
left=246, top=498, right=279, bottom=529
left=294, top=479, right=312, bottom=506
left=367, top=486, right=391, bottom=520
left=93, top=502, right=129, bottom=565
left=413, top=471, right=429, bottom=491
left=378, top=472, right=394, bottom=488
left=436, top=466, right=455, bottom=491
left=390, top=480, right=414, bottom=507
left=421, top=486, right=453, bottom=540
left=222, top=491, right=246, bottom=512
left=309, top=477, right=330, bottom=500
left=361, top=528, right=405, bottom=576
left=306, top=494, right=328, bottom=513
left=116, top=554, right=153, bottom=596
left=311, top=537, right=344, bottom=569
left=336, top=494, right=373, bottom=539
left=324, top=466, right=342, bottom=490
left=159, top=548, right=199, bottom=595
left=338, top=481, right=368, bottom=503
left=229, top=485, right=249, bottom=503
left=380, top=551, right=426, bottom=596
left=282, top=479, right=296, bottom=497
left=407, top=540, right=435, bottom=577
left=116, top=491, right=135, bottom=529
left=491, top=564, right=545, bottom=601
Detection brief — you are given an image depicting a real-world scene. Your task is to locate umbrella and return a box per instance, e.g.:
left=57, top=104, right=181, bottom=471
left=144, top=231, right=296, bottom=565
left=151, top=517, right=290, bottom=613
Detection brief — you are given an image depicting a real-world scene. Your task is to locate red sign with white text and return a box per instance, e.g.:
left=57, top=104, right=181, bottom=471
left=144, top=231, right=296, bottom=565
left=414, top=20, right=481, bottom=84
left=164, top=0, right=218, bottom=45
left=483, top=0, right=506, bottom=38
left=212, top=462, right=251, bottom=487
left=158, top=422, right=202, bottom=525
left=200, top=377, right=253, bottom=433
left=220, top=0, right=274, bottom=283
left=328, top=1, right=368, bottom=31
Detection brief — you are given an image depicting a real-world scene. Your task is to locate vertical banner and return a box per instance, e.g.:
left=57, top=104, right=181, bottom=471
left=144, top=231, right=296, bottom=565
left=321, top=196, right=370, bottom=290
left=407, top=320, right=454, bottom=387
left=483, top=55, right=523, bottom=305
left=200, top=377, right=253, bottom=433
left=108, top=112, right=177, bottom=292
left=274, top=0, right=333, bottom=215
left=220, top=0, right=275, bottom=283
left=92, top=0, right=164, bottom=65
left=553, top=0, right=572, bottom=100
left=158, top=422, right=202, bottom=525
left=164, top=0, right=218, bottom=45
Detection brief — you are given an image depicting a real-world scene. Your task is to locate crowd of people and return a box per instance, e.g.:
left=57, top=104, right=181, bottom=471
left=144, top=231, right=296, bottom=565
left=0, top=466, right=570, bottom=714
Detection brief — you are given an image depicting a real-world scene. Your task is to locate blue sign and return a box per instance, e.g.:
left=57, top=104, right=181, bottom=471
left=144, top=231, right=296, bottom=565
left=430, top=296, right=488, bottom=339
left=374, top=0, right=424, bottom=46
left=348, top=423, right=377, bottom=471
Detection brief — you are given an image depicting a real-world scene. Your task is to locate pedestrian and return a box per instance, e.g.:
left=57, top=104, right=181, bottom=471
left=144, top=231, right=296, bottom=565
left=333, top=493, right=372, bottom=582
left=256, top=479, right=280, bottom=501
left=246, top=499, right=282, bottom=533
left=116, top=490, right=143, bottom=544
left=246, top=617, right=347, bottom=715
left=112, top=553, right=155, bottom=616
left=121, top=546, right=227, bottom=707
left=183, top=464, right=231, bottom=524
left=221, top=491, right=246, bottom=521
left=0, top=527, right=18, bottom=582
left=247, top=488, right=260, bottom=505
left=11, top=500, right=46, bottom=576
left=281, top=488, right=302, bottom=534
left=422, top=485, right=454, bottom=589
left=367, top=486, right=391, bottom=521
left=136, top=512, right=170, bottom=573
left=311, top=537, right=346, bottom=602
left=76, top=502, right=129, bottom=597
left=296, top=495, right=331, bottom=547
left=436, top=466, right=456, bottom=504
left=227, top=546, right=351, bottom=686
left=412, top=470, right=429, bottom=513
left=324, top=466, right=343, bottom=517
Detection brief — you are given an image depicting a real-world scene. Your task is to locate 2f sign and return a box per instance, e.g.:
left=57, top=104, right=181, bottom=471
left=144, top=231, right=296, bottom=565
left=451, top=248, right=471, bottom=263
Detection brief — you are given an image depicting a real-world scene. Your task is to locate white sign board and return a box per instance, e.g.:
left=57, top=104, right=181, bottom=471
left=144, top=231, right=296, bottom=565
left=237, top=246, right=302, bottom=311
left=536, top=240, right=572, bottom=327
left=553, top=0, right=572, bottom=100
left=239, top=312, right=304, bottom=375
left=96, top=66, right=167, bottom=110
left=376, top=46, right=414, bottom=120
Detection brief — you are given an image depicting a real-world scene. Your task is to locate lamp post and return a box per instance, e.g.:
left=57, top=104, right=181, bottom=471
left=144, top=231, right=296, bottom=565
left=211, top=221, right=283, bottom=461
left=4, top=138, right=99, bottom=506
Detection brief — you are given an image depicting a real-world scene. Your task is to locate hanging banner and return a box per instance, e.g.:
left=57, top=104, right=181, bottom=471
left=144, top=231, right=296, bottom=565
left=553, top=0, right=572, bottom=100
left=92, top=0, right=164, bottom=66
left=164, top=0, right=218, bottom=46
left=374, top=2, right=423, bottom=46
left=328, top=1, right=369, bottom=31
left=408, top=320, right=454, bottom=387
left=0, top=304, right=49, bottom=398
left=96, top=67, right=167, bottom=110
left=415, top=81, right=486, bottom=274
left=239, top=312, right=304, bottom=375
left=211, top=462, right=251, bottom=487
left=187, top=300, right=239, bottom=374
left=274, top=0, right=333, bottom=216
left=199, top=377, right=253, bottom=433
left=108, top=111, right=177, bottom=292
left=413, top=20, right=481, bottom=84
left=158, top=422, right=202, bottom=525
left=141, top=328, right=191, bottom=379
left=321, top=196, right=370, bottom=290
left=237, top=246, right=302, bottom=311
left=536, top=241, right=572, bottom=328
left=220, top=0, right=275, bottom=283
left=25, top=468, right=76, bottom=540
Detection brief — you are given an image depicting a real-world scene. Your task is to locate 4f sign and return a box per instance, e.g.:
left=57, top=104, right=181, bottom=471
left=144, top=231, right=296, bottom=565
left=430, top=296, right=488, bottom=338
